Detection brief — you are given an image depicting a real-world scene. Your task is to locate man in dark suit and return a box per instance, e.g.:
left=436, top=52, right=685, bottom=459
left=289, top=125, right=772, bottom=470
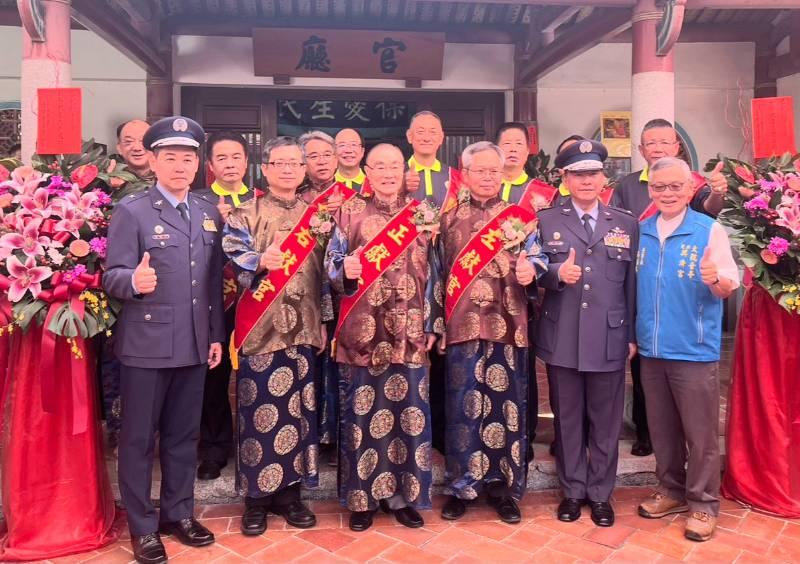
left=104, top=116, right=225, bottom=564
left=536, top=140, right=638, bottom=528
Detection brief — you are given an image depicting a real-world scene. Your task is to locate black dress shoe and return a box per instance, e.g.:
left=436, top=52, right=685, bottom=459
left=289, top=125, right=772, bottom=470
left=631, top=439, right=653, bottom=457
left=557, top=498, right=585, bottom=522
left=549, top=440, right=557, bottom=456
left=273, top=500, right=316, bottom=529
left=489, top=496, right=521, bottom=524
left=197, top=460, right=225, bottom=480
left=159, top=518, right=215, bottom=547
left=131, top=533, right=167, bottom=564
left=394, top=506, right=424, bottom=528
left=349, top=510, right=375, bottom=532
left=441, top=496, right=467, bottom=520
left=589, top=501, right=615, bottom=527
left=241, top=505, right=268, bottom=536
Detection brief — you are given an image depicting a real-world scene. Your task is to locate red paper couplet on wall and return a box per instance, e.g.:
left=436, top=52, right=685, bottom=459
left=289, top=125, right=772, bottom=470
left=528, top=125, right=539, bottom=154
left=37, top=88, right=82, bottom=155
left=751, top=96, right=796, bottom=159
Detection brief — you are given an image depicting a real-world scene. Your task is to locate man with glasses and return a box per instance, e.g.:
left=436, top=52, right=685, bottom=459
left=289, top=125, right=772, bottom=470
left=438, top=141, right=548, bottom=524
left=334, top=128, right=367, bottom=191
left=635, top=157, right=738, bottom=542
left=537, top=140, right=638, bottom=528
left=223, top=136, right=328, bottom=535
left=326, top=143, right=442, bottom=532
left=610, top=118, right=727, bottom=458
left=298, top=130, right=346, bottom=213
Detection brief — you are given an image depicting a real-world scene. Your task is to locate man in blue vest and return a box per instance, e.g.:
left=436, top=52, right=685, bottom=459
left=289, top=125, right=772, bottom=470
left=634, top=156, right=739, bottom=542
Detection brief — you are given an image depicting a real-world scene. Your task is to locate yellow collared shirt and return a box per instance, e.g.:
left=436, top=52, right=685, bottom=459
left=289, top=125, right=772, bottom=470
left=335, top=168, right=366, bottom=189
left=408, top=156, right=442, bottom=197
left=211, top=181, right=249, bottom=208
left=501, top=171, right=529, bottom=202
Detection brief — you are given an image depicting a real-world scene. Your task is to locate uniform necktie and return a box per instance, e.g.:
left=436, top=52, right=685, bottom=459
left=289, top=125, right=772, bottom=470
left=582, top=213, right=594, bottom=238
left=177, top=202, right=190, bottom=226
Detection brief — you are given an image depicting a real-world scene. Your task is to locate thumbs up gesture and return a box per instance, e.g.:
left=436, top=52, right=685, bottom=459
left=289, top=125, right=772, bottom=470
left=260, top=240, right=284, bottom=272
left=405, top=170, right=420, bottom=192
left=217, top=195, right=232, bottom=222
left=344, top=245, right=364, bottom=280
left=134, top=252, right=157, bottom=294
left=709, top=161, right=727, bottom=195
left=699, top=246, right=718, bottom=286
left=558, top=248, right=582, bottom=285
left=515, top=252, right=535, bottom=286
left=326, top=185, right=345, bottom=213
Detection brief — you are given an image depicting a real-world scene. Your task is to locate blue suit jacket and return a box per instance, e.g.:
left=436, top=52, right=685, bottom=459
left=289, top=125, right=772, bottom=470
left=103, top=186, right=225, bottom=369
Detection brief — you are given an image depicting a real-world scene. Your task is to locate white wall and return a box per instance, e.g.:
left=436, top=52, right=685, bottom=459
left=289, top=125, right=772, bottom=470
left=777, top=74, right=800, bottom=150
left=538, top=42, right=756, bottom=170
left=0, top=25, right=146, bottom=149
left=173, top=35, right=515, bottom=91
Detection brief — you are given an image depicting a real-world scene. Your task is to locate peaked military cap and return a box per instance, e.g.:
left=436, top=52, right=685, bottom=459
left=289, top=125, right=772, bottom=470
left=143, top=116, right=205, bottom=150
left=555, top=139, right=608, bottom=172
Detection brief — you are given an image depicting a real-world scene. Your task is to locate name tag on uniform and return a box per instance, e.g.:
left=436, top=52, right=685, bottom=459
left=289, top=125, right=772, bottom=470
left=152, top=234, right=170, bottom=240
left=604, top=227, right=630, bottom=249
left=203, top=218, right=218, bottom=232
left=547, top=240, right=564, bottom=247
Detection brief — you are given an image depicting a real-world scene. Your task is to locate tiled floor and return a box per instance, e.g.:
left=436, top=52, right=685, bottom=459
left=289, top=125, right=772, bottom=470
left=45, top=489, right=800, bottom=563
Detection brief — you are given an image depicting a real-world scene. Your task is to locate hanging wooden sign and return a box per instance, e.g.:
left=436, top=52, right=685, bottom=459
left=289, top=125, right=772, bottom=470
left=253, top=28, right=444, bottom=80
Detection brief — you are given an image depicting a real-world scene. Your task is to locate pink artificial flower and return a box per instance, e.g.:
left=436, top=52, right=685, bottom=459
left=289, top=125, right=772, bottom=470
left=734, top=166, right=755, bottom=184
left=787, top=175, right=800, bottom=192
left=53, top=206, right=86, bottom=237
left=767, top=237, right=790, bottom=257
left=775, top=200, right=800, bottom=237
left=19, top=187, right=54, bottom=219
left=54, top=185, right=103, bottom=227
left=0, top=219, right=50, bottom=259
left=5, top=254, right=52, bottom=302
left=0, top=164, right=9, bottom=183
left=319, top=220, right=333, bottom=234
left=3, top=166, right=44, bottom=195
left=423, top=210, right=435, bottom=223
left=309, top=214, right=321, bottom=227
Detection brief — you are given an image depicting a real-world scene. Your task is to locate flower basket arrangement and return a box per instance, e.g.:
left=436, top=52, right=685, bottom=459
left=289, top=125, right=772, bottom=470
left=711, top=151, right=800, bottom=313
left=0, top=140, right=138, bottom=338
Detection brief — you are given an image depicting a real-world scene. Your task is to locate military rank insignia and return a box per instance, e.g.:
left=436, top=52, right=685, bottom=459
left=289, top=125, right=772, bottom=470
left=202, top=214, right=218, bottom=232
left=604, top=227, right=630, bottom=249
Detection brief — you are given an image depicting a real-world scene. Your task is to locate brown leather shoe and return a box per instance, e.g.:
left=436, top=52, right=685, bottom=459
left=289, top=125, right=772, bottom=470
left=685, top=511, right=717, bottom=542
left=638, top=492, right=689, bottom=519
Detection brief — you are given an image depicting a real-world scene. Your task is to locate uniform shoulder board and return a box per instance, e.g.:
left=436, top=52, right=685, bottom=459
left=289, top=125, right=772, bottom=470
left=123, top=191, right=149, bottom=204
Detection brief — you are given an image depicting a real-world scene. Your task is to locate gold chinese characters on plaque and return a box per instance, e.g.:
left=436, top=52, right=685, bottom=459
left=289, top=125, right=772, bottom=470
left=253, top=28, right=445, bottom=80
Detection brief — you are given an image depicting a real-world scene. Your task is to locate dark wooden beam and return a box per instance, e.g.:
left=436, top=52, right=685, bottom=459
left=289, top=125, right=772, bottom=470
left=791, top=10, right=800, bottom=66
left=518, top=8, right=631, bottom=84
left=769, top=53, right=800, bottom=79
left=754, top=39, right=778, bottom=98
left=71, top=0, right=167, bottom=76
left=165, top=16, right=517, bottom=43
left=607, top=22, right=771, bottom=42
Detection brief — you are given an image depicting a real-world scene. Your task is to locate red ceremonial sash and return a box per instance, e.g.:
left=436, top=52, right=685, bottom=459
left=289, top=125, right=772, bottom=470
left=334, top=200, right=422, bottom=339
left=233, top=204, right=321, bottom=350
left=639, top=171, right=706, bottom=222
left=222, top=262, right=238, bottom=311
left=445, top=204, right=536, bottom=322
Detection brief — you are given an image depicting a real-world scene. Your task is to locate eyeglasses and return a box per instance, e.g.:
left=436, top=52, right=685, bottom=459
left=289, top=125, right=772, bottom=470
left=643, top=140, right=677, bottom=149
left=335, top=143, right=362, bottom=150
left=649, top=182, right=686, bottom=192
left=366, top=164, right=403, bottom=173
left=467, top=168, right=503, bottom=178
left=268, top=161, right=305, bottom=169
left=306, top=151, right=335, bottom=162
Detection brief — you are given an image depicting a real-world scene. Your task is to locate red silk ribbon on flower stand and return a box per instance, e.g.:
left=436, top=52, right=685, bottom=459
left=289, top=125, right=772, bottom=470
left=722, top=283, right=800, bottom=517
left=0, top=273, right=120, bottom=561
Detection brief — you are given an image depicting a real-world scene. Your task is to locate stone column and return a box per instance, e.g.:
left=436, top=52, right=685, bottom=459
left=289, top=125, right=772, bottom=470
left=631, top=0, right=674, bottom=170
left=20, top=0, right=72, bottom=163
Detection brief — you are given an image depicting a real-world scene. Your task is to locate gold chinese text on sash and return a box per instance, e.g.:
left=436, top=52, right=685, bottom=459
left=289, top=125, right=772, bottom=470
left=314, top=181, right=357, bottom=209
left=334, top=200, right=422, bottom=340
left=222, top=262, right=238, bottom=311
left=445, top=204, right=536, bottom=322
left=233, top=204, right=321, bottom=350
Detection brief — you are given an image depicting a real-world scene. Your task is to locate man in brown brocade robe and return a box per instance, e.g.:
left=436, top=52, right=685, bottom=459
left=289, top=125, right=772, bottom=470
left=438, top=142, right=548, bottom=524
left=326, top=144, right=442, bottom=532
left=222, top=136, right=330, bottom=536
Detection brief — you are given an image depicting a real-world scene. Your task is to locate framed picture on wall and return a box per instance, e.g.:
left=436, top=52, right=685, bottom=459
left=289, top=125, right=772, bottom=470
left=600, top=111, right=632, bottom=158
